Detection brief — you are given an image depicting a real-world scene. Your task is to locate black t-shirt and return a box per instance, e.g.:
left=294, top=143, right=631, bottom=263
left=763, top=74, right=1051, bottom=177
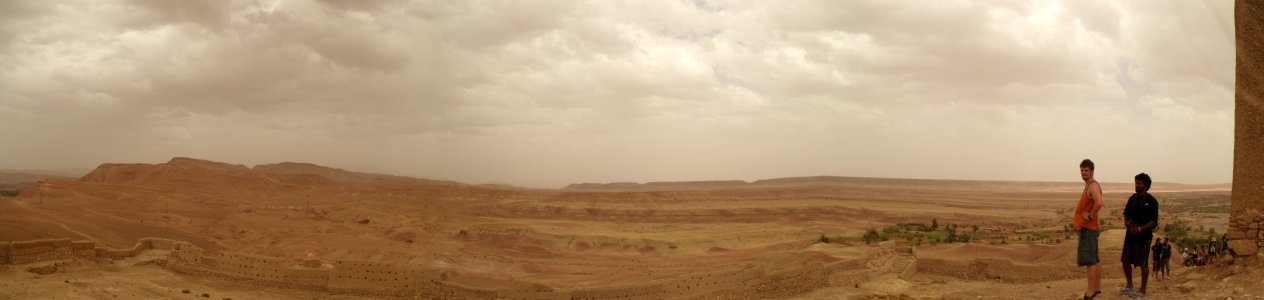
left=1123, top=192, right=1159, bottom=240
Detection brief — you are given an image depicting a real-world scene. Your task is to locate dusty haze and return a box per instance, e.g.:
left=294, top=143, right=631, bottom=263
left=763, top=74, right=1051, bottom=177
left=0, top=1, right=1236, bottom=188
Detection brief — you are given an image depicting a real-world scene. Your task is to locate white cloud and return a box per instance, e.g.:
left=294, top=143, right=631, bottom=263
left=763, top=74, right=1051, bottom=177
left=0, top=0, right=1235, bottom=187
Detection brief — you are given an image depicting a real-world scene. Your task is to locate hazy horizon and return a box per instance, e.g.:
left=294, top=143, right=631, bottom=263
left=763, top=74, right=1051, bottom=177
left=0, top=156, right=1235, bottom=190
left=0, top=1, right=1237, bottom=188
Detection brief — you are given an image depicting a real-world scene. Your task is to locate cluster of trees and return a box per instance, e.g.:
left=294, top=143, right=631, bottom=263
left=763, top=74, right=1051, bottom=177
left=859, top=218, right=977, bottom=245
left=1163, top=220, right=1222, bottom=250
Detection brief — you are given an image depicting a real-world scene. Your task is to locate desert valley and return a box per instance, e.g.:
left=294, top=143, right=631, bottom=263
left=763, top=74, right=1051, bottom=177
left=0, top=157, right=1256, bottom=299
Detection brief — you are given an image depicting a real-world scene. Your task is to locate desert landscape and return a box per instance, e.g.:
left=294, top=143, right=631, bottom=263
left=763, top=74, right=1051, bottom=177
left=0, top=157, right=1257, bottom=299
left=3, top=2, right=1262, bottom=299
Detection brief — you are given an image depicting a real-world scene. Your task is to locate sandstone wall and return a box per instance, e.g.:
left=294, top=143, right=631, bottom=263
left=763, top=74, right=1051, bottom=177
left=1230, top=0, right=1264, bottom=257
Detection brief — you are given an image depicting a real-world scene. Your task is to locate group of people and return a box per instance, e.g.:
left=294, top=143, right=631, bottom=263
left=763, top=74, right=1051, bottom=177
left=1150, top=237, right=1172, bottom=281
left=1073, top=159, right=1161, bottom=299
left=1180, top=235, right=1230, bottom=267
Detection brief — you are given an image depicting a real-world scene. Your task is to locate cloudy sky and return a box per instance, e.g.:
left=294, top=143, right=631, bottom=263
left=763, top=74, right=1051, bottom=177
left=0, top=0, right=1236, bottom=188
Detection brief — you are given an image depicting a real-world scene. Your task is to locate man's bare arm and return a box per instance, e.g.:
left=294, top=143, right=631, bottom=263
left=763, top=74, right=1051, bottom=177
left=1089, top=182, right=1104, bottom=218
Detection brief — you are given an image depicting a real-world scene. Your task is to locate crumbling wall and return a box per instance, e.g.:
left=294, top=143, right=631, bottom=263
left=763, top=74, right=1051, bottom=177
left=736, top=263, right=830, bottom=298
left=327, top=259, right=435, bottom=294
left=8, top=238, right=73, bottom=264
left=199, top=251, right=304, bottom=284
left=0, top=241, right=8, bottom=264
left=168, top=241, right=204, bottom=264
left=142, top=237, right=180, bottom=250
left=96, top=240, right=150, bottom=259
left=494, top=281, right=570, bottom=300
left=1230, top=0, right=1264, bottom=257
left=0, top=238, right=164, bottom=264
left=70, top=240, right=96, bottom=258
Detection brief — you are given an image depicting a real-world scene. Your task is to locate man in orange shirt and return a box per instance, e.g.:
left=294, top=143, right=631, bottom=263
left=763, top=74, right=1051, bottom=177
left=1076, top=159, right=1104, bottom=300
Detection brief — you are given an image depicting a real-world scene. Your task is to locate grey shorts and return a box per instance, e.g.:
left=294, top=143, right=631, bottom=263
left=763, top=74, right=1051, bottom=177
left=1078, top=228, right=1100, bottom=266
left=1121, top=237, right=1150, bottom=267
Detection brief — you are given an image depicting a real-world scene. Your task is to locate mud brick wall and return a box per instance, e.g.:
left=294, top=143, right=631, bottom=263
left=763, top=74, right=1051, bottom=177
left=0, top=242, right=8, bottom=264
left=8, top=238, right=73, bottom=264
left=494, top=281, right=570, bottom=300
left=717, top=264, right=829, bottom=298
left=199, top=251, right=303, bottom=283
left=71, top=240, right=96, bottom=258
left=327, top=259, right=437, bottom=293
left=1230, top=0, right=1264, bottom=257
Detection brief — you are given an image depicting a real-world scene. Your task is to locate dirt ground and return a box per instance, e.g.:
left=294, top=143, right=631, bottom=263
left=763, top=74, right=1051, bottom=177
left=0, top=158, right=1255, bottom=299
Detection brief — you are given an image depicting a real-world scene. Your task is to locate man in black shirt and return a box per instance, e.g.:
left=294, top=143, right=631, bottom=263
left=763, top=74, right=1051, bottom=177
left=1161, top=240, right=1172, bottom=278
left=1120, top=173, right=1159, bottom=297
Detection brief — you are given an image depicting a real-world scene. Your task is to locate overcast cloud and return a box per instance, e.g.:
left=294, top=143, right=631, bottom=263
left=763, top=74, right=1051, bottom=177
left=0, top=0, right=1235, bottom=187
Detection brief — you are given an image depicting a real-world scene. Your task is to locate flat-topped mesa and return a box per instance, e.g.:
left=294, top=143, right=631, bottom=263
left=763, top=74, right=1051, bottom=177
left=71, top=157, right=461, bottom=193
left=78, top=157, right=269, bottom=190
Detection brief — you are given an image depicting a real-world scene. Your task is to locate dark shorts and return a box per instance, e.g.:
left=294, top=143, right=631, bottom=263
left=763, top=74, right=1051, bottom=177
left=1121, top=236, right=1151, bottom=266
left=1077, top=228, right=1100, bottom=266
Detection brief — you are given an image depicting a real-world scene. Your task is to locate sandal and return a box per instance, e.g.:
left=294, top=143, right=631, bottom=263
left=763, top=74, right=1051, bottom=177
left=1084, top=290, right=1102, bottom=300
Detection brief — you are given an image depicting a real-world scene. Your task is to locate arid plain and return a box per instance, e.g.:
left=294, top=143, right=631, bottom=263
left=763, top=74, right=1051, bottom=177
left=0, top=157, right=1255, bottom=299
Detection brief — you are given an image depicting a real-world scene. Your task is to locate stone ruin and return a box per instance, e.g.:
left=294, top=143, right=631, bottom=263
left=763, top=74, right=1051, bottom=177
left=1228, top=0, right=1264, bottom=258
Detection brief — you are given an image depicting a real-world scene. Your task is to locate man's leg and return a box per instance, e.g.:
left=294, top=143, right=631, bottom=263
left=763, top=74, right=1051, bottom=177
left=1089, top=263, right=1101, bottom=294
left=1122, top=242, right=1135, bottom=290
left=1139, top=263, right=1149, bottom=293
left=1122, top=262, right=1134, bottom=289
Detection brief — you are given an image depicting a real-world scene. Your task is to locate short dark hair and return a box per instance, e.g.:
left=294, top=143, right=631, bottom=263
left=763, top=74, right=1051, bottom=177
left=1080, top=159, right=1094, bottom=171
left=1135, top=173, right=1152, bottom=188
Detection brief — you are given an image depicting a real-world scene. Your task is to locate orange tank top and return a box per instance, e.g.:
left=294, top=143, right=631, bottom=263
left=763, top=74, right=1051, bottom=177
left=1075, top=182, right=1101, bottom=230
